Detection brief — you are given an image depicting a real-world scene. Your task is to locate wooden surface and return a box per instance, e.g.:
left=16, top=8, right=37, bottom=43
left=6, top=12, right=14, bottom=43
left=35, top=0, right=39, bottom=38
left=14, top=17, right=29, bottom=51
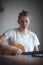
left=0, top=55, right=43, bottom=65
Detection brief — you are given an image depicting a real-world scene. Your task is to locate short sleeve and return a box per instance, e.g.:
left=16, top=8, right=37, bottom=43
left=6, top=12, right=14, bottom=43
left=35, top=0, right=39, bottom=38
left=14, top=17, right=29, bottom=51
left=4, top=30, right=13, bottom=39
left=33, top=34, right=40, bottom=47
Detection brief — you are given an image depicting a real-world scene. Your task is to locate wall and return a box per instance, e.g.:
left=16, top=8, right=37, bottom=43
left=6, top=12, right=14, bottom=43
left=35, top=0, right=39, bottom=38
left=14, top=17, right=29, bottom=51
left=41, top=2, right=43, bottom=49
left=0, top=0, right=42, bottom=50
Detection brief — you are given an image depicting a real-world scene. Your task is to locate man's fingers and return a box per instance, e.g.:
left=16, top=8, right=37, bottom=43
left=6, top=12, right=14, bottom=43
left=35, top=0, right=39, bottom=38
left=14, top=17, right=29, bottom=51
left=15, top=48, right=22, bottom=55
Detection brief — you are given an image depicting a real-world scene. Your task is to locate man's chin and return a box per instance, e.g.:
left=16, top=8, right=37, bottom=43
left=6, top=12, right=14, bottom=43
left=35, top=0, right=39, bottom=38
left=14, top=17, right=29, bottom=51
left=22, top=26, right=28, bottom=29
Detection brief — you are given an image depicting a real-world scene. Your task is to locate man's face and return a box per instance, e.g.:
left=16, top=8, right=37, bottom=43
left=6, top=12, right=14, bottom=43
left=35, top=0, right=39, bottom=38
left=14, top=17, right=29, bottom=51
left=18, top=16, right=30, bottom=29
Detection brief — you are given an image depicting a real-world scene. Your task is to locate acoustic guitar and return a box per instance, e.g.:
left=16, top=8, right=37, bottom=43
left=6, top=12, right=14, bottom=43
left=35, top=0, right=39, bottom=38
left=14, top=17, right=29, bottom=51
left=0, top=44, right=25, bottom=55
left=0, top=44, right=43, bottom=56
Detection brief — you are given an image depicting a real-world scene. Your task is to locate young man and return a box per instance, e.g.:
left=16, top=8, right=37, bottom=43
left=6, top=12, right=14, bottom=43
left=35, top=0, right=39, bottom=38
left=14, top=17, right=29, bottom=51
left=0, top=10, right=40, bottom=55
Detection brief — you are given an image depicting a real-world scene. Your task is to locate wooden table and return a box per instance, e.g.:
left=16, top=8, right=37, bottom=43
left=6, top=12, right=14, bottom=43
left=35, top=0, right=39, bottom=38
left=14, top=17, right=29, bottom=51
left=0, top=55, right=43, bottom=65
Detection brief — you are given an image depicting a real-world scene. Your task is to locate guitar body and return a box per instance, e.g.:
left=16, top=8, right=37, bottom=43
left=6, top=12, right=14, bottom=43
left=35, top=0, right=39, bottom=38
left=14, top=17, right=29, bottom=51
left=15, top=44, right=25, bottom=52
left=1, top=44, right=25, bottom=55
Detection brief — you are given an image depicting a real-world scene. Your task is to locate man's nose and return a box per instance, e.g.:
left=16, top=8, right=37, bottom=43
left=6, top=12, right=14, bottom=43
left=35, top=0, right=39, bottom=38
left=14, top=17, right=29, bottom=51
left=23, top=21, right=26, bottom=25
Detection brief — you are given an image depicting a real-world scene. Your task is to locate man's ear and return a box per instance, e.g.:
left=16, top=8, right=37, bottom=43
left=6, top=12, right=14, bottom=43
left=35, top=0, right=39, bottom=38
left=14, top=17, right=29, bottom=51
left=17, top=20, right=20, bottom=24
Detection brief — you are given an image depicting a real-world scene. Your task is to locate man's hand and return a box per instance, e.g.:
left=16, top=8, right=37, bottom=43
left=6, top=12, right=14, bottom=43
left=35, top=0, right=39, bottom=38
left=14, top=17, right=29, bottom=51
left=15, top=48, right=22, bottom=55
left=10, top=46, right=22, bottom=55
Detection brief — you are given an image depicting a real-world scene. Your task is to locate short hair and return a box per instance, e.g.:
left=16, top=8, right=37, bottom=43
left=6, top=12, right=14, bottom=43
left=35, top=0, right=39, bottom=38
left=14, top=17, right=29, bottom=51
left=18, top=10, right=30, bottom=19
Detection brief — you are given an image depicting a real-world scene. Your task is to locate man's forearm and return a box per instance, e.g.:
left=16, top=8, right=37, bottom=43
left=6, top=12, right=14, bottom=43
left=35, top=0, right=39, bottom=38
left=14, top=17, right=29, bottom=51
left=0, top=43, right=18, bottom=54
left=34, top=46, right=39, bottom=51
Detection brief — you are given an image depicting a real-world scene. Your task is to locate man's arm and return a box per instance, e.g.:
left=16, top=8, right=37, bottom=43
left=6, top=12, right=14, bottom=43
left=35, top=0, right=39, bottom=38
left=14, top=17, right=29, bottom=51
left=0, top=34, right=22, bottom=55
left=34, top=46, right=39, bottom=51
left=0, top=34, right=7, bottom=44
left=0, top=34, right=16, bottom=53
left=34, top=45, right=40, bottom=51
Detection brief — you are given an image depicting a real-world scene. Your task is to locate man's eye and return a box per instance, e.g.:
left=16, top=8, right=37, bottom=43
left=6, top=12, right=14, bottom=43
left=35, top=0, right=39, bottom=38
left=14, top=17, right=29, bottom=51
left=25, top=21, right=27, bottom=23
left=21, top=21, right=24, bottom=23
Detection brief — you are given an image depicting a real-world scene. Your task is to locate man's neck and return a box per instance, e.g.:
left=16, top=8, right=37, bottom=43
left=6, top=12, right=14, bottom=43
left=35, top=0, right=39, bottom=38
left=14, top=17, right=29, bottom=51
left=19, top=27, right=29, bottom=34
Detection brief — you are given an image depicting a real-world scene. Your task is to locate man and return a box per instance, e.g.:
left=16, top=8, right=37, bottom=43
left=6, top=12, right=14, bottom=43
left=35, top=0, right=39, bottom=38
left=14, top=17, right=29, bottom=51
left=0, top=10, right=40, bottom=55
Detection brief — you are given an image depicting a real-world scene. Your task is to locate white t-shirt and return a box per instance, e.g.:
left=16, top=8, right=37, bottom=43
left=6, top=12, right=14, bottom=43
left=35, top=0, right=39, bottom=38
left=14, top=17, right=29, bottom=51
left=4, top=28, right=40, bottom=52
